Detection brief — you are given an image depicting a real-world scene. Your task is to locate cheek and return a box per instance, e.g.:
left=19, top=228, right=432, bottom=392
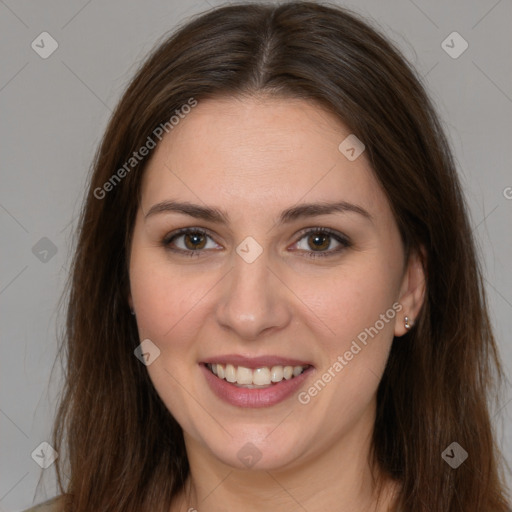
left=300, top=258, right=399, bottom=344
left=129, top=245, right=210, bottom=342
left=129, top=252, right=210, bottom=429
left=297, top=256, right=400, bottom=407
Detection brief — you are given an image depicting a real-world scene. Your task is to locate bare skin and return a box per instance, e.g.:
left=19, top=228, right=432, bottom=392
left=128, top=95, right=425, bottom=512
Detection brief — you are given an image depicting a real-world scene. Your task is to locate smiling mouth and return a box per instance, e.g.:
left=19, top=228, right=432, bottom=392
left=205, top=362, right=311, bottom=388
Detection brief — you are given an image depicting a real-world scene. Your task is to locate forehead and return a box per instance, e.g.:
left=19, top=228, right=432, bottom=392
left=139, top=95, right=385, bottom=219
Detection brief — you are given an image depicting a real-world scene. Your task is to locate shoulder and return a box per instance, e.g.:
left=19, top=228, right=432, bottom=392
left=22, top=495, right=66, bottom=512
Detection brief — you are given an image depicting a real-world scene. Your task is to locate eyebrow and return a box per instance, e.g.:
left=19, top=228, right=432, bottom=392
left=144, top=199, right=373, bottom=225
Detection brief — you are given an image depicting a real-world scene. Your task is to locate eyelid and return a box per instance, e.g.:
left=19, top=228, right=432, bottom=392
left=162, top=227, right=219, bottom=251
left=294, top=226, right=350, bottom=244
left=291, top=227, right=351, bottom=258
left=162, top=226, right=351, bottom=258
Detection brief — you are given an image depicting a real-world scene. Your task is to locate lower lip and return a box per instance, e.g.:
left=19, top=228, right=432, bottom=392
left=200, top=364, right=313, bottom=408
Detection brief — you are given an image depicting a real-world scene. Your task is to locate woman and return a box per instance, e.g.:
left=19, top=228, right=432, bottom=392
left=26, top=1, right=511, bottom=511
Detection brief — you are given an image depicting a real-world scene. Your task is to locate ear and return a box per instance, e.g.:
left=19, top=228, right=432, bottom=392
left=394, top=245, right=426, bottom=337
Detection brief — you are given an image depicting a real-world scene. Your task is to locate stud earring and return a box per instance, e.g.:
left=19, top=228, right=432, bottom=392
left=130, top=309, right=136, bottom=316
left=404, top=316, right=412, bottom=330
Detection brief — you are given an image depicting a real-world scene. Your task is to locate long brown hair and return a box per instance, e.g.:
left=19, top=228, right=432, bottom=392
left=48, top=2, right=510, bottom=510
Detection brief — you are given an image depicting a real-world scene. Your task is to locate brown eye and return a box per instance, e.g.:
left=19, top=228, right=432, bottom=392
left=307, top=232, right=331, bottom=251
left=162, top=228, right=219, bottom=257
left=183, top=231, right=207, bottom=250
left=293, top=228, right=351, bottom=258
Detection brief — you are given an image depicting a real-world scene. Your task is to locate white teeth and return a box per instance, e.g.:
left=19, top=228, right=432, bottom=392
left=293, top=365, right=303, bottom=377
left=253, top=367, right=271, bottom=386
left=225, top=364, right=236, bottom=383
left=208, top=363, right=308, bottom=386
left=236, top=366, right=253, bottom=385
left=270, top=366, right=284, bottom=382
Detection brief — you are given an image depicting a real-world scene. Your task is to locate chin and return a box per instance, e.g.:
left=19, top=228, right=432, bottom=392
left=202, top=428, right=309, bottom=471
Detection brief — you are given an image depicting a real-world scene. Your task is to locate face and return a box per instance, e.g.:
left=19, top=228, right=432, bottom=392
left=128, top=95, right=424, bottom=472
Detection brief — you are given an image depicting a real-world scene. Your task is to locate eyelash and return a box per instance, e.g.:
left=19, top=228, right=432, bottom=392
left=161, top=227, right=351, bottom=259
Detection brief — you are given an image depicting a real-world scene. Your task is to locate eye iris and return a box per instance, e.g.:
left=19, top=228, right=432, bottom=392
left=179, top=231, right=334, bottom=252
left=308, top=232, right=329, bottom=251
left=184, top=232, right=206, bottom=250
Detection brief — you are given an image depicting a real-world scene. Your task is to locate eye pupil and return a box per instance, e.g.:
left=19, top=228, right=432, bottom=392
left=309, top=233, right=329, bottom=251
left=185, top=232, right=206, bottom=250
left=166, top=228, right=345, bottom=258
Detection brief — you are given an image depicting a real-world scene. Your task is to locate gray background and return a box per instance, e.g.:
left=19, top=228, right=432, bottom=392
left=1, top=0, right=511, bottom=510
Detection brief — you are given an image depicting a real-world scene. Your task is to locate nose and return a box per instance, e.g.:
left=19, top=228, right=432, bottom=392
left=214, top=246, right=292, bottom=340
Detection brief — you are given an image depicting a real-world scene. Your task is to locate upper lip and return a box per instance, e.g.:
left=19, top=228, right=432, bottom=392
left=201, top=354, right=313, bottom=369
